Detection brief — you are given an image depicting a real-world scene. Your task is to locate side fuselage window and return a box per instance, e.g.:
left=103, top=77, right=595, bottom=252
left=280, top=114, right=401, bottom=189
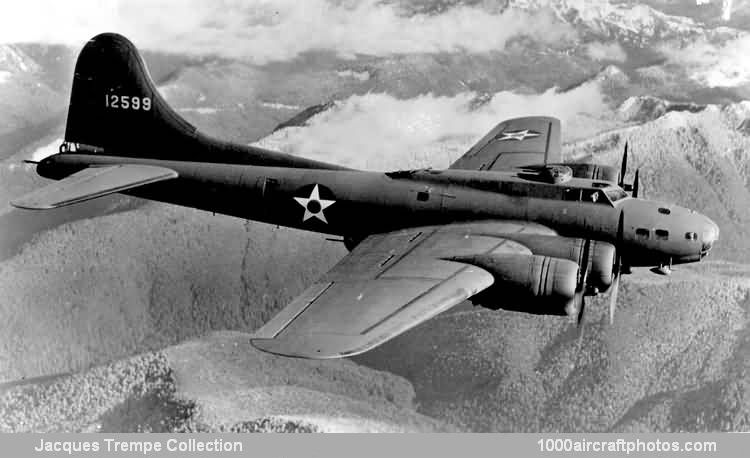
left=636, top=228, right=650, bottom=239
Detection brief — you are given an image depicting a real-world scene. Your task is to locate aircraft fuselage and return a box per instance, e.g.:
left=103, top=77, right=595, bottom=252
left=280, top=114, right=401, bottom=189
left=37, top=152, right=717, bottom=269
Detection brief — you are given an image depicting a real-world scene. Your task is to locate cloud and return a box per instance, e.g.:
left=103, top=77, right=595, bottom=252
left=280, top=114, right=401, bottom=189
left=695, top=0, right=733, bottom=21
left=0, top=0, right=575, bottom=63
left=585, top=42, right=627, bottom=62
left=664, top=34, right=750, bottom=87
left=255, top=82, right=617, bottom=170
left=29, top=138, right=62, bottom=162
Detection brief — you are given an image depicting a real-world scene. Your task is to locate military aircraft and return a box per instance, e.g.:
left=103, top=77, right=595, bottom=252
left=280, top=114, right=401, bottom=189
left=12, top=33, right=719, bottom=359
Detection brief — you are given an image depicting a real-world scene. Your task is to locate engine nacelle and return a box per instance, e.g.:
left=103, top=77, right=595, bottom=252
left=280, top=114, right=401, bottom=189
left=499, top=235, right=615, bottom=293
left=456, top=254, right=579, bottom=316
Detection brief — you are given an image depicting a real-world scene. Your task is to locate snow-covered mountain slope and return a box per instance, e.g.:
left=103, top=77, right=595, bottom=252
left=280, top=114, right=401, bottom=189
left=513, top=0, right=741, bottom=42
left=2, top=0, right=749, bottom=433
left=1, top=99, right=749, bottom=432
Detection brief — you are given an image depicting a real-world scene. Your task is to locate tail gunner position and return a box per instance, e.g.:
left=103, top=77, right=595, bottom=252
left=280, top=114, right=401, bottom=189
left=13, top=34, right=719, bottom=359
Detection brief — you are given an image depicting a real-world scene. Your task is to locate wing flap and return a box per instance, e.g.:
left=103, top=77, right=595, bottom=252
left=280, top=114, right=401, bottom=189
left=11, top=164, right=178, bottom=210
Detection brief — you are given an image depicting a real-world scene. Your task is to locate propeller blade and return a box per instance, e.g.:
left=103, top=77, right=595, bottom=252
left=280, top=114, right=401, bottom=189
left=632, top=168, right=640, bottom=198
left=580, top=238, right=591, bottom=286
left=609, top=210, right=625, bottom=325
left=619, top=142, right=628, bottom=188
left=609, top=269, right=620, bottom=325
left=576, top=295, right=586, bottom=327
left=576, top=238, right=591, bottom=323
left=573, top=238, right=592, bottom=344
left=576, top=294, right=587, bottom=345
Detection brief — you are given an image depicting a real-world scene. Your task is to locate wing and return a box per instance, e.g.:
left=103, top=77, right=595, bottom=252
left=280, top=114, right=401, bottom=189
left=251, top=222, right=546, bottom=359
left=11, top=164, right=177, bottom=210
left=450, top=116, right=561, bottom=171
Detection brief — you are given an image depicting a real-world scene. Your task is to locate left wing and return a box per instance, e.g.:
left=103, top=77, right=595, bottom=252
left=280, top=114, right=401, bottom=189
left=251, top=222, right=542, bottom=359
left=450, top=116, right=561, bottom=172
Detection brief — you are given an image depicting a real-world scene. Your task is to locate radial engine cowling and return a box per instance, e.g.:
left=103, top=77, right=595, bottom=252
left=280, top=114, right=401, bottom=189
left=586, top=240, right=615, bottom=292
left=538, top=238, right=615, bottom=293
left=454, top=254, right=579, bottom=316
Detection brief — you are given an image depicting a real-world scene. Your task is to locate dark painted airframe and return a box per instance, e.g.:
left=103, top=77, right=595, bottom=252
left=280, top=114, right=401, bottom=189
left=12, top=34, right=719, bottom=359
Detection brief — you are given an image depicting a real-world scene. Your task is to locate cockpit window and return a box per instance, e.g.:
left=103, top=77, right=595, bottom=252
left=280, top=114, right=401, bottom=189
left=685, top=232, right=698, bottom=241
left=605, top=188, right=628, bottom=202
left=582, top=190, right=600, bottom=203
left=658, top=207, right=671, bottom=215
left=655, top=229, right=669, bottom=240
left=563, top=188, right=581, bottom=201
left=581, top=189, right=614, bottom=205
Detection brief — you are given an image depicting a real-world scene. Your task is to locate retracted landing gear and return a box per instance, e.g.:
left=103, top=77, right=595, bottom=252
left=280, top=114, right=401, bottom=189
left=651, top=258, right=672, bottom=276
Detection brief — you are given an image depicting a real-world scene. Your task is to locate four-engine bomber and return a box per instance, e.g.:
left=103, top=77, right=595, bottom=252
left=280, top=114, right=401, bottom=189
left=13, top=33, right=719, bottom=359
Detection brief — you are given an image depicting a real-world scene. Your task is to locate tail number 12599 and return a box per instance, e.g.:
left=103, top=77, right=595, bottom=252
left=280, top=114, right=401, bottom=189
left=105, top=94, right=152, bottom=111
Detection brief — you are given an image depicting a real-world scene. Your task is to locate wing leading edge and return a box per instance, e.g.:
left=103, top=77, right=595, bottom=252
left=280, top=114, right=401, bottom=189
left=251, top=222, right=545, bottom=359
left=450, top=116, right=561, bottom=171
left=11, top=164, right=178, bottom=210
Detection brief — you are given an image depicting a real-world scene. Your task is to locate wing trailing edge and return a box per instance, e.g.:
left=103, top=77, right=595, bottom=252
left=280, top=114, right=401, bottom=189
left=11, top=164, right=178, bottom=210
left=250, top=267, right=491, bottom=359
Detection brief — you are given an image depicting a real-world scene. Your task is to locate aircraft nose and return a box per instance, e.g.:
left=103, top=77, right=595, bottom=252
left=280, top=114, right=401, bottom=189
left=701, top=218, right=719, bottom=254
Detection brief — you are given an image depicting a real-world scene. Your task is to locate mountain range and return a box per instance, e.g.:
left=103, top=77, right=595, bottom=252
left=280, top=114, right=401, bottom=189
left=1, top=0, right=749, bottom=432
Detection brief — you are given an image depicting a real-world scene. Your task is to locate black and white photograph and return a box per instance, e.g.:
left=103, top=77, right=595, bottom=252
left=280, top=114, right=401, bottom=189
left=0, top=0, right=748, bottom=439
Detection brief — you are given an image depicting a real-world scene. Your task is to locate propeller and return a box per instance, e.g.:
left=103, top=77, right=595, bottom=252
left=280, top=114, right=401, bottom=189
left=575, top=239, right=591, bottom=324
left=618, top=142, right=628, bottom=188
left=574, top=238, right=591, bottom=343
left=609, top=210, right=625, bottom=324
left=609, top=261, right=621, bottom=325
left=619, top=142, right=642, bottom=199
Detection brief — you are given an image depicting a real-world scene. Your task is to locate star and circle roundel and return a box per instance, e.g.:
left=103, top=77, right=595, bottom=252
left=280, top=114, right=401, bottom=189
left=293, top=183, right=337, bottom=224
left=494, top=129, right=541, bottom=142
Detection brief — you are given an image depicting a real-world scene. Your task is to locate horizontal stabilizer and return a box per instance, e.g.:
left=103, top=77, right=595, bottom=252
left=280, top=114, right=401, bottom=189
left=11, top=164, right=177, bottom=210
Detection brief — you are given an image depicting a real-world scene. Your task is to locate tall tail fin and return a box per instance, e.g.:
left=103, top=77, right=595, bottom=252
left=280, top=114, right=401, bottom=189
left=61, top=33, right=347, bottom=170
left=64, top=33, right=196, bottom=157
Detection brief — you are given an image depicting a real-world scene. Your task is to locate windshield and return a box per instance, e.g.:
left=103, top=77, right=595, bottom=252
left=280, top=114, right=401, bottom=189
left=605, top=188, right=628, bottom=202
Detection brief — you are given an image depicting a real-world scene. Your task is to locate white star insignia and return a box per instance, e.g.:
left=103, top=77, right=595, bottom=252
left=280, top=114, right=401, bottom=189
left=497, top=129, right=541, bottom=141
left=293, top=184, right=336, bottom=224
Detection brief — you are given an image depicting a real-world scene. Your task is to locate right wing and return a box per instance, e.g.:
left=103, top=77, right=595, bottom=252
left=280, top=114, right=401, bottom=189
left=450, top=116, right=561, bottom=171
left=11, top=164, right=178, bottom=210
left=251, top=221, right=550, bottom=359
